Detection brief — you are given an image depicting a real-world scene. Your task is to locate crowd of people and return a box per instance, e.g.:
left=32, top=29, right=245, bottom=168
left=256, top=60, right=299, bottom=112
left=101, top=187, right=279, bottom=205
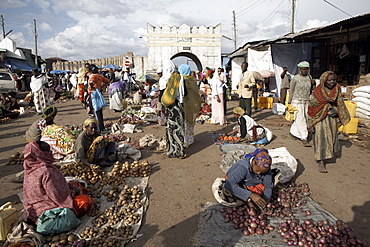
left=11, top=58, right=354, bottom=236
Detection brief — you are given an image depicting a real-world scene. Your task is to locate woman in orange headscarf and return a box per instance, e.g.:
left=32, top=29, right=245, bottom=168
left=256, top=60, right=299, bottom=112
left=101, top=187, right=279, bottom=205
left=307, top=71, right=350, bottom=173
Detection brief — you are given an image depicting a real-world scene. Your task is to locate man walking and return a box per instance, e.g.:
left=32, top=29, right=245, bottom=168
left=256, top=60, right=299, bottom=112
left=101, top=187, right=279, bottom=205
left=237, top=62, right=255, bottom=116
left=280, top=67, right=291, bottom=105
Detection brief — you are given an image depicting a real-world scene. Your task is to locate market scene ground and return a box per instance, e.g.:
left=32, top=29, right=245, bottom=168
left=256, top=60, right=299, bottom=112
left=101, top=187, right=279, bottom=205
left=1, top=95, right=370, bottom=246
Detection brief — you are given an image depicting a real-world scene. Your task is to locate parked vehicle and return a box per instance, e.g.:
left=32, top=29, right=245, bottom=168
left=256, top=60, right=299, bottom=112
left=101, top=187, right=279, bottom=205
left=0, top=69, right=17, bottom=92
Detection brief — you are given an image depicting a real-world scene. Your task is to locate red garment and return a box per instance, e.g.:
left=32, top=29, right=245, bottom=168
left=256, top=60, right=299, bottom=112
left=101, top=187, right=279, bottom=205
left=23, top=142, right=76, bottom=224
left=79, top=83, right=84, bottom=103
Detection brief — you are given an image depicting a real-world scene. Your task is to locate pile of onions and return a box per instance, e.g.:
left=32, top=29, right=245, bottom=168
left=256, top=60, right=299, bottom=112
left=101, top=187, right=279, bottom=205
left=264, top=182, right=311, bottom=219
left=278, top=218, right=365, bottom=246
left=221, top=206, right=274, bottom=236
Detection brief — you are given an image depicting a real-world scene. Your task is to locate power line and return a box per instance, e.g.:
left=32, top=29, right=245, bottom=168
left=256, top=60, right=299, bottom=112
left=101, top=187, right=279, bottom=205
left=237, top=0, right=267, bottom=17
left=323, top=0, right=352, bottom=17
left=237, top=0, right=287, bottom=46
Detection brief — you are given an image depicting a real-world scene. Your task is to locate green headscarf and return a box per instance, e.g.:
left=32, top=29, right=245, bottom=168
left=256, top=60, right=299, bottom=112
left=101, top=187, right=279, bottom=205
left=42, top=106, right=57, bottom=119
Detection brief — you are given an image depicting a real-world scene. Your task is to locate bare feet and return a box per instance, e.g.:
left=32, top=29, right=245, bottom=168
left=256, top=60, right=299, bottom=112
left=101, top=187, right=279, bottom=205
left=318, top=160, right=328, bottom=173
left=302, top=140, right=312, bottom=147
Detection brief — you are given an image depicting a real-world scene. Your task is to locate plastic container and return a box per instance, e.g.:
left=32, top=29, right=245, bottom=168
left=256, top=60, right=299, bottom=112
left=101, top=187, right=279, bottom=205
left=344, top=100, right=357, bottom=118
left=133, top=93, right=142, bottom=104
left=338, top=117, right=359, bottom=134
left=0, top=202, right=18, bottom=241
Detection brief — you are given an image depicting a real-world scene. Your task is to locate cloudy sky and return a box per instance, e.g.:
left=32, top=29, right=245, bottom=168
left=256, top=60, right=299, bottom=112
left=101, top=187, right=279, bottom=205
left=1, top=0, right=369, bottom=62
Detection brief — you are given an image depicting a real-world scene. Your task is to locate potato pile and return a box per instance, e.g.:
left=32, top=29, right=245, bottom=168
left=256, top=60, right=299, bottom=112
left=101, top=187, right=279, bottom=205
left=79, top=226, right=99, bottom=239
left=88, top=236, right=121, bottom=247
left=60, top=162, right=105, bottom=185
left=0, top=117, right=11, bottom=124
left=104, top=205, right=124, bottom=226
left=92, top=214, right=108, bottom=228
left=42, top=233, right=78, bottom=247
left=102, top=185, right=121, bottom=202
left=116, top=185, right=143, bottom=209
left=118, top=225, right=134, bottom=239
left=117, top=160, right=151, bottom=178
left=6, top=152, right=24, bottom=165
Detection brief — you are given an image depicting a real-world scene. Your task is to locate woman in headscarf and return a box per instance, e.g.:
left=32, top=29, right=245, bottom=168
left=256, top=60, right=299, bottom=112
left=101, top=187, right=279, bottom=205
left=108, top=79, right=126, bottom=112
left=75, top=118, right=115, bottom=167
left=308, top=71, right=350, bottom=173
left=161, top=63, right=187, bottom=158
left=221, top=148, right=273, bottom=208
left=87, top=64, right=110, bottom=131
left=288, top=61, right=314, bottom=147
left=30, top=68, right=50, bottom=114
left=179, top=64, right=202, bottom=148
left=23, top=141, right=77, bottom=224
left=208, top=69, right=227, bottom=125
left=25, top=106, right=58, bottom=142
left=227, top=107, right=266, bottom=143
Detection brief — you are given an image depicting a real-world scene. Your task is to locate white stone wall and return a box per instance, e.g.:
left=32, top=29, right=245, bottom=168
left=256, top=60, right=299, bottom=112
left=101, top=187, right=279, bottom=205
left=147, top=23, right=222, bottom=72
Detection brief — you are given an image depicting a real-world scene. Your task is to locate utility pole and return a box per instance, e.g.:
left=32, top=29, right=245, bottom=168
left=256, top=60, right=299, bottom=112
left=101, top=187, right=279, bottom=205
left=290, top=0, right=296, bottom=33
left=33, top=19, right=38, bottom=67
left=1, top=15, right=5, bottom=39
left=232, top=10, right=237, bottom=50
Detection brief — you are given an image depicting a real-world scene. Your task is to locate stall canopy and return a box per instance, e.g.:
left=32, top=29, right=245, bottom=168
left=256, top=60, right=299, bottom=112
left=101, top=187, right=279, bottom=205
left=103, top=64, right=121, bottom=70
left=4, top=58, right=33, bottom=72
left=49, top=70, right=70, bottom=74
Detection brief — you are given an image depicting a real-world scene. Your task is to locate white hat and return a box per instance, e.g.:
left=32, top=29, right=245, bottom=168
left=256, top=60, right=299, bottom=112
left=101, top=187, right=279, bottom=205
left=156, top=67, right=163, bottom=73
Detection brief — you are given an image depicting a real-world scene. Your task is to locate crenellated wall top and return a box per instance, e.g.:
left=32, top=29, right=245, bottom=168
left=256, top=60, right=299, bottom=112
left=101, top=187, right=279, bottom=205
left=147, top=23, right=221, bottom=35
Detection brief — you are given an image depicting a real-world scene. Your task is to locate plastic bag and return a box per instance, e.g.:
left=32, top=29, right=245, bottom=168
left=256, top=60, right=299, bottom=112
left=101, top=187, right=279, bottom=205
left=36, top=207, right=81, bottom=234
left=91, top=90, right=108, bottom=111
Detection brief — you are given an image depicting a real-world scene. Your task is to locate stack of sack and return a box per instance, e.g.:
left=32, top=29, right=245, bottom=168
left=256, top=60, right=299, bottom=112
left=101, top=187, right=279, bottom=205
left=352, top=85, right=370, bottom=119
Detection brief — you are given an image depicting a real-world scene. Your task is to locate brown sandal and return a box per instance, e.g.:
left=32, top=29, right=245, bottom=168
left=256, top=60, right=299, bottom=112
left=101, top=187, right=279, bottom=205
left=318, top=161, right=328, bottom=173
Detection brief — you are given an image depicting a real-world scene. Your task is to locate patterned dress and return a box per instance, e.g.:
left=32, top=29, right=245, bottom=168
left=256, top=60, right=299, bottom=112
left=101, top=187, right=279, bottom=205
left=31, top=74, right=50, bottom=114
left=165, top=100, right=185, bottom=158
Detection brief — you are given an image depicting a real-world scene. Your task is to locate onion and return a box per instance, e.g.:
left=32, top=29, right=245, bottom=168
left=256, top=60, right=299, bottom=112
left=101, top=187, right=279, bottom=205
left=220, top=208, right=225, bottom=213
left=243, top=229, right=250, bottom=236
left=256, top=228, right=263, bottom=235
left=250, top=222, right=257, bottom=228
left=267, top=226, right=275, bottom=231
left=234, top=224, right=239, bottom=229
left=304, top=219, right=313, bottom=225
left=305, top=210, right=311, bottom=216
left=224, top=218, right=230, bottom=223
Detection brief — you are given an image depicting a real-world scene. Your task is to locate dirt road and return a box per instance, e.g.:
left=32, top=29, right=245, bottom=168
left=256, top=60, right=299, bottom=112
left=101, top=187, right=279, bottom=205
left=0, top=98, right=369, bottom=246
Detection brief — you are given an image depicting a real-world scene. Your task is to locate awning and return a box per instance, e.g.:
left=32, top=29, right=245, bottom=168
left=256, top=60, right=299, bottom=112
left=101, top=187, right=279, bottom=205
left=4, top=58, right=34, bottom=72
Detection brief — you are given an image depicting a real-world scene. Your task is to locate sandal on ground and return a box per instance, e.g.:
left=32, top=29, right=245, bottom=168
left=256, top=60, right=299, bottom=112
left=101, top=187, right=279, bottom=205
left=302, top=140, right=312, bottom=147
left=178, top=154, right=188, bottom=159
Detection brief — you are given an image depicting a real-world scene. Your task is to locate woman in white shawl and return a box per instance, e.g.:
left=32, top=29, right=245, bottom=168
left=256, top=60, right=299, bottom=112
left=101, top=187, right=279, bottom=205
left=30, top=68, right=50, bottom=114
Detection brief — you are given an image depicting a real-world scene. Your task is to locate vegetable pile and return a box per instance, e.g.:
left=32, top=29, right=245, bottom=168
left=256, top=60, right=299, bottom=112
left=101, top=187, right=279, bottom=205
left=216, top=134, right=239, bottom=144
left=6, top=151, right=24, bottom=165
left=220, top=182, right=365, bottom=246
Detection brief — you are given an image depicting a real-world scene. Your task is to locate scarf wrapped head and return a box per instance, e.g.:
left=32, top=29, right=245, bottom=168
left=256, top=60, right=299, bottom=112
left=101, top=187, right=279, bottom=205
left=159, top=60, right=176, bottom=90
left=23, top=141, right=54, bottom=172
left=307, top=71, right=350, bottom=129
left=83, top=118, right=98, bottom=131
left=245, top=148, right=272, bottom=169
left=233, top=107, right=245, bottom=116
left=297, top=61, right=310, bottom=68
left=179, top=64, right=191, bottom=76
left=42, top=106, right=57, bottom=119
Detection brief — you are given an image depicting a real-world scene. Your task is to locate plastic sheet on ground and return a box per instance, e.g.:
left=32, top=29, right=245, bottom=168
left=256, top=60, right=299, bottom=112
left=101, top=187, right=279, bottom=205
left=71, top=176, right=149, bottom=245
left=192, top=199, right=338, bottom=247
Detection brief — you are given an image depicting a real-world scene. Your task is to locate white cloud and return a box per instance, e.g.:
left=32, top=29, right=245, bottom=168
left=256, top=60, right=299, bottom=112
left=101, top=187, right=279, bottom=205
left=7, top=32, right=32, bottom=48
left=304, top=19, right=329, bottom=30
left=39, top=22, right=52, bottom=31
left=0, top=0, right=27, bottom=8
left=32, top=0, right=50, bottom=10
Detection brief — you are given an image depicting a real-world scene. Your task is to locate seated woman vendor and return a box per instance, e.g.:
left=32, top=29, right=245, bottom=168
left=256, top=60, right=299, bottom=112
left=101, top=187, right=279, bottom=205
left=25, top=106, right=57, bottom=142
left=221, top=148, right=273, bottom=208
left=75, top=118, right=115, bottom=168
left=23, top=141, right=93, bottom=225
left=228, top=107, right=266, bottom=143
